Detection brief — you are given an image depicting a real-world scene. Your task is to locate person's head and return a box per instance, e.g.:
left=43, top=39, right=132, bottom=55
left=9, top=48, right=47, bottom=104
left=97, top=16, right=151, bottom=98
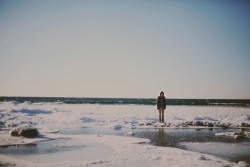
left=160, top=91, right=164, bottom=96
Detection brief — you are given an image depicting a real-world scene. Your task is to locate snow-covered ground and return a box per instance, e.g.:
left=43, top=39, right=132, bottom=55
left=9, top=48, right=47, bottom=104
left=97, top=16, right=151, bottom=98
left=0, top=101, right=249, bottom=166
left=1, top=101, right=249, bottom=130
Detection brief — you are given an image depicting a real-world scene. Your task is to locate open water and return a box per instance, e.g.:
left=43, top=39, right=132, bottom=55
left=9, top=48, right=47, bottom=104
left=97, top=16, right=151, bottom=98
left=1, top=96, right=250, bottom=107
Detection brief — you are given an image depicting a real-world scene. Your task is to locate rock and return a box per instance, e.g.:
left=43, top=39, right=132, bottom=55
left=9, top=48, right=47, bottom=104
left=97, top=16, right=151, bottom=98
left=214, top=124, right=220, bottom=127
left=124, top=131, right=135, bottom=136
left=165, top=123, right=171, bottom=127
left=207, top=123, right=214, bottom=127
left=10, top=126, right=39, bottom=138
left=241, top=123, right=249, bottom=127
left=214, top=123, right=228, bottom=128
left=232, top=132, right=241, bottom=136
left=193, top=121, right=203, bottom=126
left=221, top=123, right=229, bottom=129
left=233, top=134, right=244, bottom=140
left=180, top=123, right=187, bottom=127
left=174, top=123, right=180, bottom=127
left=154, top=122, right=166, bottom=127
left=146, top=123, right=152, bottom=126
left=232, top=132, right=246, bottom=139
left=159, top=123, right=166, bottom=127
left=203, top=122, right=214, bottom=127
left=185, top=121, right=193, bottom=126
left=162, top=123, right=167, bottom=127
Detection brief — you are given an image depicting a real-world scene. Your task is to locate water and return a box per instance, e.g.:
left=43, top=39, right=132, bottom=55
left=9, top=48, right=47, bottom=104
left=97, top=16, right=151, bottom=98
left=1, top=96, right=250, bottom=106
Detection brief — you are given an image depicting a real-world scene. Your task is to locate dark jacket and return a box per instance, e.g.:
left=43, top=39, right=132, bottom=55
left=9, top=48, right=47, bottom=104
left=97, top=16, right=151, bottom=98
left=157, top=96, right=166, bottom=110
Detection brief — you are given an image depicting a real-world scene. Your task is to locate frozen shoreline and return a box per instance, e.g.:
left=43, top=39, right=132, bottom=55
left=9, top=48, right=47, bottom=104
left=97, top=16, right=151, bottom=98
left=0, top=102, right=249, bottom=166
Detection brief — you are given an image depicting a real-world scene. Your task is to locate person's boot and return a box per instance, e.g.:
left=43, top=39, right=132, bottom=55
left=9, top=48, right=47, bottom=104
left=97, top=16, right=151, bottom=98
left=162, top=114, right=164, bottom=122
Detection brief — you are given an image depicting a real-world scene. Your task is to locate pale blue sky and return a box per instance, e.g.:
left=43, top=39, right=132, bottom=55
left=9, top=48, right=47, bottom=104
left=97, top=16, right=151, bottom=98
left=0, top=0, right=250, bottom=98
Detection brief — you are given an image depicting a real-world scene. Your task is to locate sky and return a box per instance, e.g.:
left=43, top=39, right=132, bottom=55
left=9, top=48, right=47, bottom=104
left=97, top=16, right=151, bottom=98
left=0, top=0, right=250, bottom=99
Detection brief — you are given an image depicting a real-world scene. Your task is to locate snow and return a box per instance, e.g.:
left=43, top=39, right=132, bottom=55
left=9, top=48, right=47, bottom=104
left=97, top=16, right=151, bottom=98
left=0, top=102, right=250, bottom=166
left=0, top=102, right=249, bottom=130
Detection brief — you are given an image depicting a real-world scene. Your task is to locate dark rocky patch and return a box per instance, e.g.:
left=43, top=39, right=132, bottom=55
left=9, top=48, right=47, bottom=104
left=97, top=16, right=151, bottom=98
left=10, top=126, right=39, bottom=138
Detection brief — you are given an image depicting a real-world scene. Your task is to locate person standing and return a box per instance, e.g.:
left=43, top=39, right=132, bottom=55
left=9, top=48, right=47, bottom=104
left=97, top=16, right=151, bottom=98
left=157, top=91, right=166, bottom=122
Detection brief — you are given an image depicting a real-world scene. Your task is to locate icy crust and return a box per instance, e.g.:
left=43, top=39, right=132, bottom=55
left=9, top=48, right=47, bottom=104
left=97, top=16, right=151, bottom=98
left=0, top=132, right=237, bottom=167
left=0, top=102, right=249, bottom=131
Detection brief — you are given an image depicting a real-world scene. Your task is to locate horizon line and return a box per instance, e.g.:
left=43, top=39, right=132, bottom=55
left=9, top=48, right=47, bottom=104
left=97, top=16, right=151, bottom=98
left=0, top=96, right=250, bottom=100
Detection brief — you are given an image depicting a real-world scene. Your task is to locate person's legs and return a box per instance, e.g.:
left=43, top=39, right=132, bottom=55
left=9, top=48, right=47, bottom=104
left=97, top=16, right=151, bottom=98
left=162, top=109, right=164, bottom=122
left=159, top=109, right=162, bottom=122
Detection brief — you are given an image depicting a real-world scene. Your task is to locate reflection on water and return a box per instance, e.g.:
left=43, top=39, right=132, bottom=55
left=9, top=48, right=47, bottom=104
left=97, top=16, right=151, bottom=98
left=155, top=129, right=166, bottom=146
